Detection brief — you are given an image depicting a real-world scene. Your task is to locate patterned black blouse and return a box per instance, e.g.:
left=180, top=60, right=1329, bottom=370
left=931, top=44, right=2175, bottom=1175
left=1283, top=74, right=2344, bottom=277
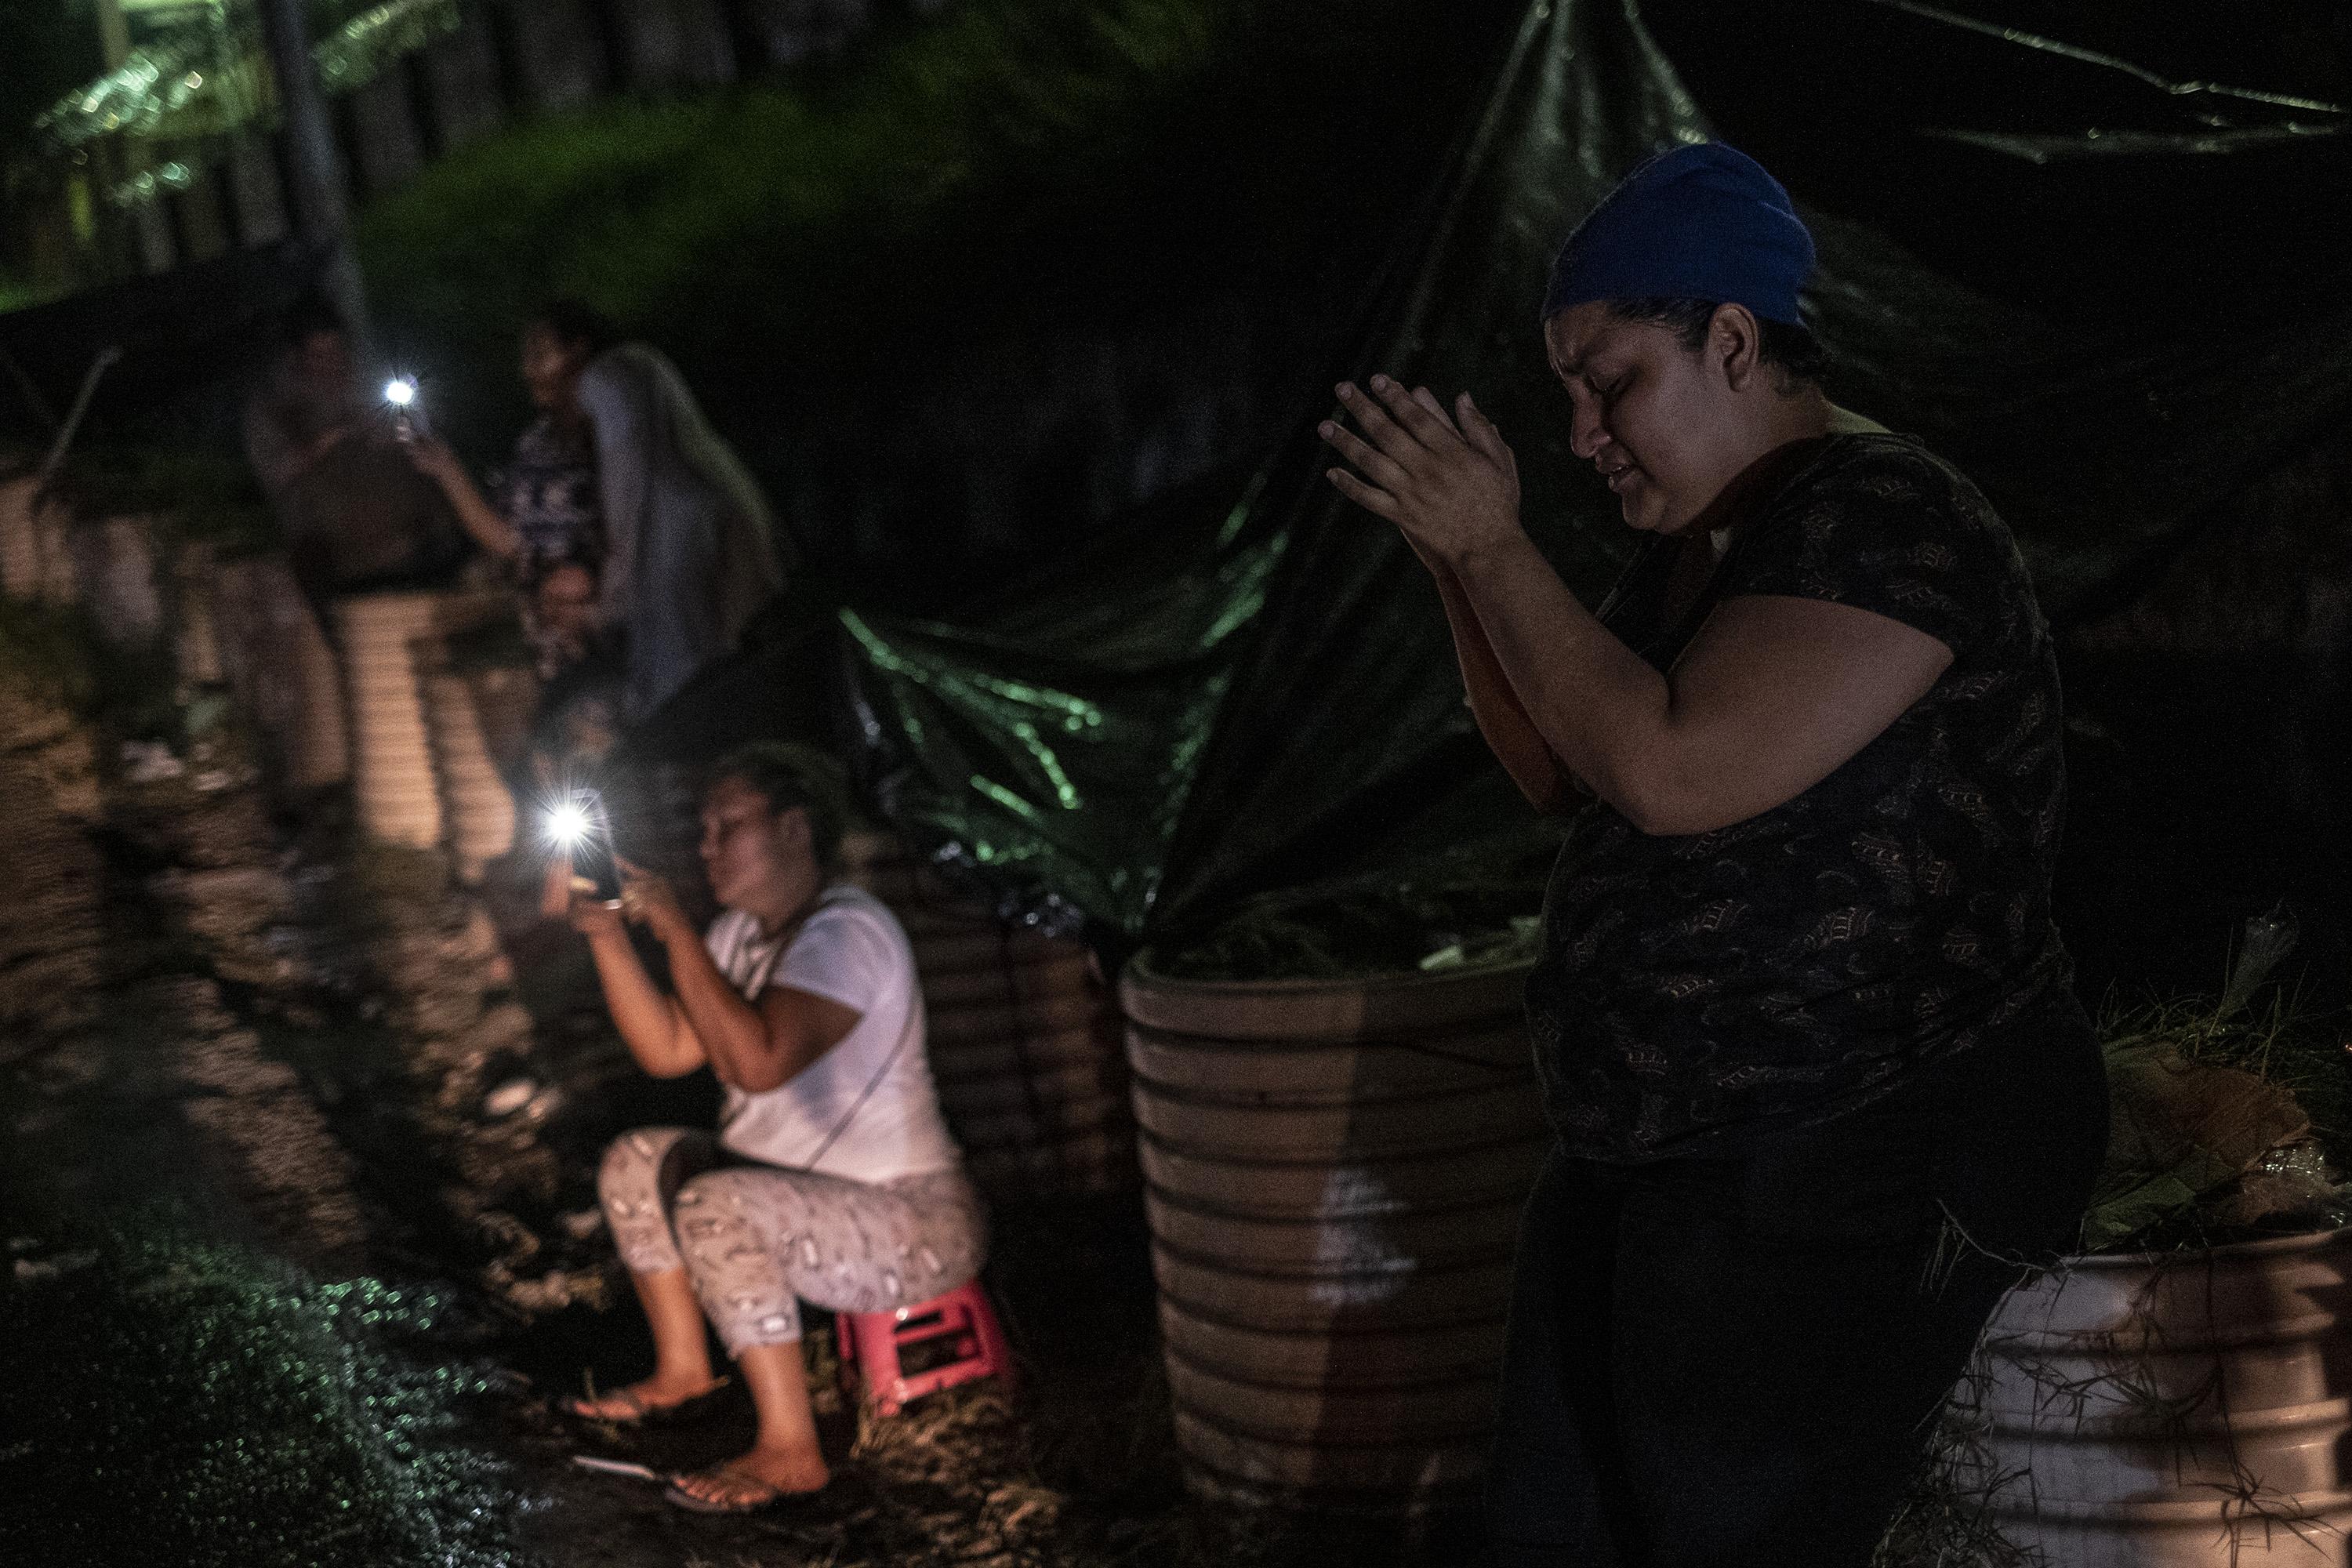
left=1526, top=431, right=2092, bottom=1163
left=493, top=415, right=602, bottom=581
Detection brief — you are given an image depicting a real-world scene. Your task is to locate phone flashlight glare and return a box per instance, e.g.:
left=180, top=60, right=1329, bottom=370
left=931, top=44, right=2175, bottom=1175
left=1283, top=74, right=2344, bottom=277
left=546, top=798, right=593, bottom=848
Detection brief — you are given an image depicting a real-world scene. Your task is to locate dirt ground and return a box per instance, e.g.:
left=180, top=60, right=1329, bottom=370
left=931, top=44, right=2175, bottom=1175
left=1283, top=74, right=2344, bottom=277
left=0, top=677, right=1488, bottom=1568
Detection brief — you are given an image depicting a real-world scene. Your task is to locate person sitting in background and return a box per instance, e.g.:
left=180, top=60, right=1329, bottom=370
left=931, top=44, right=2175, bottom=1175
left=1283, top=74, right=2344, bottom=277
left=524, top=561, right=626, bottom=784
left=411, top=307, right=786, bottom=723
left=405, top=299, right=614, bottom=680
left=242, top=292, right=466, bottom=612
left=574, top=340, right=789, bottom=722
left=532, top=559, right=601, bottom=680
left=546, top=742, right=983, bottom=1513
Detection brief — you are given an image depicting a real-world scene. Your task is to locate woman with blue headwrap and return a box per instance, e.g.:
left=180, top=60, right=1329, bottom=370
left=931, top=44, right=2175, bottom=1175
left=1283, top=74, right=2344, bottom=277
left=1319, top=143, right=2105, bottom=1566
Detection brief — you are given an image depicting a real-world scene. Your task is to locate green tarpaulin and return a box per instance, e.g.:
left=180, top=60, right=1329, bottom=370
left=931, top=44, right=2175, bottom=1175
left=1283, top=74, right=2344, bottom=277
left=816, top=0, right=2352, bottom=946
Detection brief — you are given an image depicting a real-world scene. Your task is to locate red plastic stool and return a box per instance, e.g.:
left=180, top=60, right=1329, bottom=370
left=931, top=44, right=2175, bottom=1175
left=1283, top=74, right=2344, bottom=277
left=837, top=1279, right=1015, bottom=1417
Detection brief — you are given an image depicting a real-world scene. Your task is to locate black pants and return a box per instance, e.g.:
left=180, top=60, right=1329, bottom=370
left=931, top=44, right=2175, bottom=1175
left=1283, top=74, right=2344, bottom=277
left=1484, top=1026, right=2108, bottom=1567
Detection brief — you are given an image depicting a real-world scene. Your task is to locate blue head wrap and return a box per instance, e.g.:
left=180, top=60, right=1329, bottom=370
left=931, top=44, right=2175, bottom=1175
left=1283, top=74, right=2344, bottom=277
left=1541, top=142, right=1815, bottom=326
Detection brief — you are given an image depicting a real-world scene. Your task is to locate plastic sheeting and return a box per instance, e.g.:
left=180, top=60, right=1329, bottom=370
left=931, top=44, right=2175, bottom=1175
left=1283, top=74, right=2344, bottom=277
left=831, top=0, right=2352, bottom=945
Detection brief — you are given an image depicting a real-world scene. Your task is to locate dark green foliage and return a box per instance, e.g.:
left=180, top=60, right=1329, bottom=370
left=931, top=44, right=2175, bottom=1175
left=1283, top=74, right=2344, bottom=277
left=361, top=0, right=1237, bottom=448
left=44, top=441, right=281, bottom=559
left=0, top=593, right=108, bottom=711
left=2104, top=990, right=2349, bottom=1162
left=0, top=0, right=99, bottom=147
left=358, top=0, right=1505, bottom=470
left=0, top=0, right=100, bottom=305
left=0, top=588, right=188, bottom=740
left=2079, top=985, right=2352, bottom=1253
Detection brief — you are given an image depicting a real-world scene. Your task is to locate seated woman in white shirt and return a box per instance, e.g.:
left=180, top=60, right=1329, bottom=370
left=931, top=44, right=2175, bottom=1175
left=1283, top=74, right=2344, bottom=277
left=545, top=742, right=982, bottom=1513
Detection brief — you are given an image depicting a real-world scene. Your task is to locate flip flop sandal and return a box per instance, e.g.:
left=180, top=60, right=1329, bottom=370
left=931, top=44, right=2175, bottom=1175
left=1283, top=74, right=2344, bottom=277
left=558, top=1377, right=731, bottom=1426
left=662, top=1465, right=791, bottom=1515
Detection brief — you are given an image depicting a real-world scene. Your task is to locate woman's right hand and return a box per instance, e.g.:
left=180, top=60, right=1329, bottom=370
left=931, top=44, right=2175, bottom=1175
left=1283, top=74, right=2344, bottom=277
left=541, top=855, right=623, bottom=938
left=403, top=432, right=464, bottom=488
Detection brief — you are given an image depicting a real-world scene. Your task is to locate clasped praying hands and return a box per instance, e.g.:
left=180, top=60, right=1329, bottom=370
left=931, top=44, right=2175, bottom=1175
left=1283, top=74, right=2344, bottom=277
left=1319, top=375, right=1524, bottom=567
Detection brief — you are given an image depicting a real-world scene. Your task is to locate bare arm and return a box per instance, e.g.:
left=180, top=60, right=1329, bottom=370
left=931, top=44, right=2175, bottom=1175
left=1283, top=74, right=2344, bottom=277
left=1450, top=535, right=1950, bottom=833
left=544, top=860, right=702, bottom=1076
left=408, top=436, right=520, bottom=559
left=1323, top=378, right=1951, bottom=837
left=586, top=927, right=707, bottom=1076
left=1406, top=537, right=1577, bottom=815
left=617, top=866, right=862, bottom=1095
left=659, top=922, right=862, bottom=1094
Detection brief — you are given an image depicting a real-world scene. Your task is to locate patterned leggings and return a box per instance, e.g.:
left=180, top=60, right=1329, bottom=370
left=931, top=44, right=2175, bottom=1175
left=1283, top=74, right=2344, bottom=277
left=597, top=1127, right=988, bottom=1354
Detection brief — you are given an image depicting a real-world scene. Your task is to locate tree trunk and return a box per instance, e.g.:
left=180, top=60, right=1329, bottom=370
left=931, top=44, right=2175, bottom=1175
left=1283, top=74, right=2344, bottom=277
left=253, top=0, right=369, bottom=342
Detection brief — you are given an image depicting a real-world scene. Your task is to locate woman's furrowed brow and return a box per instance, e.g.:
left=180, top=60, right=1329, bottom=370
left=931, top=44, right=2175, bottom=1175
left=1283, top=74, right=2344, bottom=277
left=1552, top=346, right=1617, bottom=385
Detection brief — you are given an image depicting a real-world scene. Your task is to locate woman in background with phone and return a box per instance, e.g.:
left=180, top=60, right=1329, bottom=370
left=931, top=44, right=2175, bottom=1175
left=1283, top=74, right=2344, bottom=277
left=543, top=742, right=982, bottom=1513
left=411, top=299, right=788, bottom=724
left=405, top=299, right=612, bottom=597
left=407, top=301, right=630, bottom=772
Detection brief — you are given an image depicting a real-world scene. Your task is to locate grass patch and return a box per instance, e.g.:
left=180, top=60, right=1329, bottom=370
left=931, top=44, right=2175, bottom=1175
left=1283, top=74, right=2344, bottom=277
left=361, top=0, right=1237, bottom=445
left=2077, top=909, right=2352, bottom=1253
left=0, top=1207, right=527, bottom=1568
left=2081, top=987, right=2352, bottom=1254
left=0, top=272, right=70, bottom=316
left=0, top=594, right=111, bottom=712
left=0, top=591, right=191, bottom=739
left=2, top=447, right=274, bottom=742
left=39, top=441, right=281, bottom=560
left=360, top=0, right=1506, bottom=465
left=2102, top=988, right=2349, bottom=1157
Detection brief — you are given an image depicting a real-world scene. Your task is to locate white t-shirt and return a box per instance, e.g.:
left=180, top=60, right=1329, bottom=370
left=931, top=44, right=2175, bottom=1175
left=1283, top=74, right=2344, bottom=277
left=703, top=885, right=962, bottom=1183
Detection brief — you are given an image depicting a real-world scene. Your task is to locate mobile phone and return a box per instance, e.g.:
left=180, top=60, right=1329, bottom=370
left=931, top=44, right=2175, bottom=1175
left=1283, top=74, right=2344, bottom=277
left=572, top=836, right=623, bottom=906
left=383, top=376, right=426, bottom=439
left=546, top=792, right=622, bottom=906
